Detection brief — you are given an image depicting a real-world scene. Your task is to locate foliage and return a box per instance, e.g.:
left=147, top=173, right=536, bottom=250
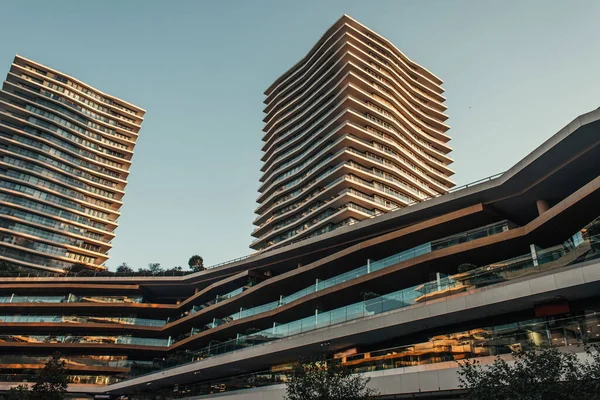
left=148, top=263, right=164, bottom=275
left=116, top=262, right=134, bottom=274
left=0, top=259, right=200, bottom=278
left=245, top=327, right=262, bottom=335
left=63, top=263, right=87, bottom=274
left=0, top=261, right=42, bottom=277
left=285, top=355, right=378, bottom=400
left=188, top=255, right=205, bottom=272
left=1, top=353, right=69, bottom=400
left=458, top=345, right=600, bottom=400
left=4, top=384, right=31, bottom=400
left=31, top=352, right=68, bottom=400
left=360, top=291, right=380, bottom=301
left=458, top=263, right=478, bottom=273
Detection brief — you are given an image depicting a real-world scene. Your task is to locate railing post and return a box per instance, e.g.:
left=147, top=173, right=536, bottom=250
left=315, top=309, right=319, bottom=326
left=530, top=244, right=539, bottom=267
left=315, top=279, right=319, bottom=291
left=367, top=259, right=371, bottom=273
left=279, top=295, right=283, bottom=306
left=9, top=293, right=14, bottom=303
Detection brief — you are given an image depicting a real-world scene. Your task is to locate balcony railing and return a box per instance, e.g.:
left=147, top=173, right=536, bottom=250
left=124, top=230, right=599, bottom=377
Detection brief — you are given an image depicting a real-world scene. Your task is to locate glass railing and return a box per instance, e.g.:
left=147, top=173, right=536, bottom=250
left=0, top=315, right=165, bottom=327
left=0, top=245, right=79, bottom=271
left=257, top=173, right=346, bottom=222
left=0, top=354, right=147, bottom=369
left=163, top=310, right=600, bottom=398
left=216, top=287, right=244, bottom=303
left=0, top=334, right=169, bottom=347
left=242, top=221, right=510, bottom=321
left=0, top=294, right=143, bottom=304
left=68, top=295, right=143, bottom=304
left=0, top=373, right=120, bottom=385
left=0, top=296, right=65, bottom=303
left=136, top=231, right=599, bottom=377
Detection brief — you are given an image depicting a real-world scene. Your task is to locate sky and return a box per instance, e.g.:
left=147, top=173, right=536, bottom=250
left=1, top=0, right=599, bottom=270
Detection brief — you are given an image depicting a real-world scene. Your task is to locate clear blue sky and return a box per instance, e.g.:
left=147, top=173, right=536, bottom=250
left=1, top=0, right=599, bottom=270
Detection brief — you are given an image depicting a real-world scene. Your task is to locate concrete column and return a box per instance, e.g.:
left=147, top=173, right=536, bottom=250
left=536, top=199, right=550, bottom=215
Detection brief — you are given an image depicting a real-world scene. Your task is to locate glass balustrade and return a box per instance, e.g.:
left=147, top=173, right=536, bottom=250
left=0, top=314, right=165, bottom=327
left=165, top=310, right=600, bottom=398
left=0, top=334, right=169, bottom=347
left=0, top=296, right=65, bottom=303
left=236, top=221, right=508, bottom=321
left=0, top=295, right=143, bottom=304
left=133, top=231, right=600, bottom=378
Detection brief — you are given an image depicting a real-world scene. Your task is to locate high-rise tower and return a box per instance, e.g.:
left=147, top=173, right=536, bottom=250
left=252, top=15, right=455, bottom=251
left=0, top=55, right=145, bottom=273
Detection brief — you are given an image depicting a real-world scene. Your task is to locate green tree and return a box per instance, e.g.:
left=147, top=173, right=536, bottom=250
left=458, top=346, right=600, bottom=400
left=63, top=263, right=87, bottom=274
left=115, top=262, right=134, bottom=274
left=5, top=384, right=31, bottom=400
left=285, top=355, right=378, bottom=400
left=147, top=263, right=163, bottom=275
left=188, top=255, right=205, bottom=272
left=31, top=352, right=68, bottom=400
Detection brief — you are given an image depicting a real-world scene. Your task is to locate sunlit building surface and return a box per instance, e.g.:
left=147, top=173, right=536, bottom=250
left=251, top=15, right=455, bottom=252
left=0, top=103, right=599, bottom=399
left=0, top=55, right=145, bottom=274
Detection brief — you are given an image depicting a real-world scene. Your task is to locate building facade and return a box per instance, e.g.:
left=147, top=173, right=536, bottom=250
left=252, top=15, right=455, bottom=251
left=0, top=106, right=599, bottom=399
left=0, top=55, right=145, bottom=274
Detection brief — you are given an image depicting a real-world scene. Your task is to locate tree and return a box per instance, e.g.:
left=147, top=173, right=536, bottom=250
left=147, top=263, right=163, bottom=275
left=30, top=352, right=68, bottom=400
left=115, top=262, right=134, bottom=274
left=458, top=345, right=600, bottom=400
left=5, top=384, right=30, bottom=400
left=188, top=255, right=205, bottom=272
left=285, top=355, right=378, bottom=400
left=360, top=291, right=380, bottom=301
left=63, top=263, right=87, bottom=274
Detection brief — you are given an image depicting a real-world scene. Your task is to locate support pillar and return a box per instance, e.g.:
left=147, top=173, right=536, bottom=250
left=536, top=199, right=550, bottom=215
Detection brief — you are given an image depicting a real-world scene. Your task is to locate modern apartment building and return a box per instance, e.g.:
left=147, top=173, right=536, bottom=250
left=0, top=106, right=598, bottom=400
left=252, top=15, right=455, bottom=251
left=0, top=55, right=145, bottom=274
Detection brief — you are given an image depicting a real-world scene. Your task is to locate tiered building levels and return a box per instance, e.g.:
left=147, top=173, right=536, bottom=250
left=252, top=15, right=455, bottom=251
left=0, top=105, right=599, bottom=399
left=0, top=55, right=145, bottom=273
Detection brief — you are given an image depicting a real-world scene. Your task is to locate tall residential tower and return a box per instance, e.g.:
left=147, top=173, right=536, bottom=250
left=252, top=15, right=455, bottom=251
left=0, top=55, right=145, bottom=273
